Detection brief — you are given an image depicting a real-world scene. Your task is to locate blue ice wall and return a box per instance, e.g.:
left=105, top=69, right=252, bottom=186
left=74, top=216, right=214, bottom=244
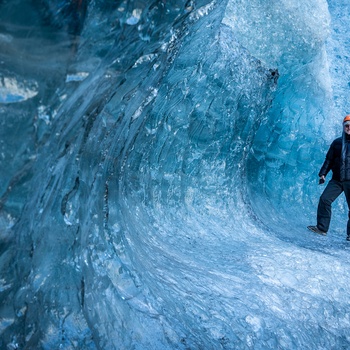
left=1, top=0, right=350, bottom=349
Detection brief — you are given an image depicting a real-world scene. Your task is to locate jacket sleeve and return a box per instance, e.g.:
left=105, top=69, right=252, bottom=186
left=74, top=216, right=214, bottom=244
left=318, top=141, right=335, bottom=177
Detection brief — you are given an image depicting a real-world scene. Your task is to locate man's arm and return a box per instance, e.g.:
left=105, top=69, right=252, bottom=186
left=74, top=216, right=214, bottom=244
left=318, top=141, right=335, bottom=182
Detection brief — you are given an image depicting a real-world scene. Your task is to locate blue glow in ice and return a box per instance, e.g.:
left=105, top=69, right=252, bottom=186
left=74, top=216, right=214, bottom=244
left=1, top=0, right=350, bottom=349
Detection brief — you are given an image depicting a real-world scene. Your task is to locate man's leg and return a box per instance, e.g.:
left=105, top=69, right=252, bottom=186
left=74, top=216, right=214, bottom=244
left=317, top=179, right=343, bottom=233
left=341, top=181, right=350, bottom=238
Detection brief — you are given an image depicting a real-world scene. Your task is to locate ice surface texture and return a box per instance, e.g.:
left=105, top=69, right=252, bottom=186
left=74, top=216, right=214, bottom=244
left=1, top=0, right=350, bottom=349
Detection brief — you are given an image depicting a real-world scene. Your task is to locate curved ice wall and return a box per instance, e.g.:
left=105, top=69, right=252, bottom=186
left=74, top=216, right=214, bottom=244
left=1, top=0, right=350, bottom=349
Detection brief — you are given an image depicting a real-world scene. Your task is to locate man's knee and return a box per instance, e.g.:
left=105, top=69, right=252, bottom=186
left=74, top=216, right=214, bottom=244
left=319, top=194, right=333, bottom=207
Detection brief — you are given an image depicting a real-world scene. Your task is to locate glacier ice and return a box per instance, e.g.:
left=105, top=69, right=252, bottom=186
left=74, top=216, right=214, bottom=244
left=1, top=0, right=350, bottom=349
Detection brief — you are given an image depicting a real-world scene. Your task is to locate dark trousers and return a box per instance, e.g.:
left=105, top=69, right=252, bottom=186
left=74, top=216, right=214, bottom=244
left=317, top=179, right=350, bottom=235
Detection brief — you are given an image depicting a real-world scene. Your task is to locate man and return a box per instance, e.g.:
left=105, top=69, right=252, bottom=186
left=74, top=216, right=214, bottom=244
left=308, top=115, right=350, bottom=241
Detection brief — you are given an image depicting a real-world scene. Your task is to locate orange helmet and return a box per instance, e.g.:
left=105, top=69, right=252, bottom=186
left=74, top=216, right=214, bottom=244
left=344, top=115, right=350, bottom=123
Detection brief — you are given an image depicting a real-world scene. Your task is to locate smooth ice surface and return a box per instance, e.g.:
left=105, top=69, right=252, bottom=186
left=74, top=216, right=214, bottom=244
left=1, top=0, right=350, bottom=349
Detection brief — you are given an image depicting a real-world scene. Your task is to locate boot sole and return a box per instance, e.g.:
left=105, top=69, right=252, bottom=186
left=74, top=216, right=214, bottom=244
left=307, top=226, right=327, bottom=236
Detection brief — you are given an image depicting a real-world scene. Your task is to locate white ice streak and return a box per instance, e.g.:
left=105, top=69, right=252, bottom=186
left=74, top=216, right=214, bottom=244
left=65, top=72, right=89, bottom=82
left=126, top=8, right=143, bottom=25
left=0, top=76, right=38, bottom=103
left=132, top=54, right=158, bottom=68
left=188, top=1, right=216, bottom=22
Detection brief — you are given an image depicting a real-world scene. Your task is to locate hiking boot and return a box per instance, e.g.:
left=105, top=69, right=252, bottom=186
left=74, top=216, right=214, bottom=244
left=307, top=225, right=327, bottom=236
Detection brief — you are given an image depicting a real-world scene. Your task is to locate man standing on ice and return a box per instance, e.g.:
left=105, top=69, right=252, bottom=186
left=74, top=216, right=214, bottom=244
left=308, top=115, right=350, bottom=241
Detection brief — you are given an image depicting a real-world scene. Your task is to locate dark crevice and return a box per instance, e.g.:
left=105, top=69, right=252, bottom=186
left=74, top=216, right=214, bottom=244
left=60, top=176, right=80, bottom=216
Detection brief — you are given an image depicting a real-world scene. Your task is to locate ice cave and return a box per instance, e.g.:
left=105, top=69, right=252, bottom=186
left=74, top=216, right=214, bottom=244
left=1, top=0, right=350, bottom=349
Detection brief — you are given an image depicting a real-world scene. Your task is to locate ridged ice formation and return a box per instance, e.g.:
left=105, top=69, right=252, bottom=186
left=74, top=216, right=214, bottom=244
left=1, top=0, right=350, bottom=349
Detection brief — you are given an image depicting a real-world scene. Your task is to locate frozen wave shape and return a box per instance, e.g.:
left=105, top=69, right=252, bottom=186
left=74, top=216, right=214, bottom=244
left=0, top=76, right=38, bottom=104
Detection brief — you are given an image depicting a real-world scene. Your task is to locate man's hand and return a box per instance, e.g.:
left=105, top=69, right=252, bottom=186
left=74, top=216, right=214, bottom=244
left=319, top=175, right=325, bottom=185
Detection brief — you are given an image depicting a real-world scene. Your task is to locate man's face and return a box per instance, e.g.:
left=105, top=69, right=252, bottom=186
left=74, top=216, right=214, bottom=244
left=344, top=122, right=350, bottom=135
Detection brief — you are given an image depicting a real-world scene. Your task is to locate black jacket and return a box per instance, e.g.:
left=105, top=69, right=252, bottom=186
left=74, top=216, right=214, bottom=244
left=319, top=135, right=350, bottom=181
